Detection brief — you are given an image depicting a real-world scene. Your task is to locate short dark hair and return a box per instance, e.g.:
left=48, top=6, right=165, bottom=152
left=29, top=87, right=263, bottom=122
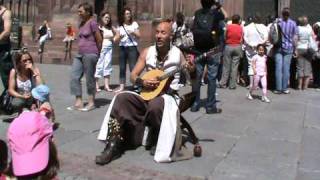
left=176, top=12, right=185, bottom=27
left=232, top=14, right=241, bottom=24
left=253, top=13, right=261, bottom=24
left=282, top=7, right=290, bottom=17
left=201, top=0, right=214, bottom=9
left=257, top=44, right=267, bottom=53
left=78, top=2, right=93, bottom=16
left=0, top=1, right=3, bottom=6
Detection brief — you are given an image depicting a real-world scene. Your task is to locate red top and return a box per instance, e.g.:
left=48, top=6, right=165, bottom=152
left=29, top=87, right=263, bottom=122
left=66, top=27, right=75, bottom=36
left=225, top=24, right=243, bottom=46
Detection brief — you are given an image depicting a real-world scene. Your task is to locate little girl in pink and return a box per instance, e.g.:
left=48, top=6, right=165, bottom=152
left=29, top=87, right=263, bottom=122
left=247, top=44, right=270, bottom=103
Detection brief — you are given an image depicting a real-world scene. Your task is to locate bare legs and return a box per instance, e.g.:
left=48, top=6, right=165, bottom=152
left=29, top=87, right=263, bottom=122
left=96, top=75, right=113, bottom=92
left=298, top=76, right=310, bottom=90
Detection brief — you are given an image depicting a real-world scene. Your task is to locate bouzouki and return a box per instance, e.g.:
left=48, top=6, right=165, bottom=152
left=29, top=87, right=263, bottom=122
left=140, top=46, right=222, bottom=101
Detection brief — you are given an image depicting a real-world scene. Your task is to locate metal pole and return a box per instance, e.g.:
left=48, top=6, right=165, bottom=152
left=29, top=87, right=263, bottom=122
left=173, top=0, right=176, bottom=19
left=32, top=0, right=35, bottom=41
left=275, top=0, right=278, bottom=18
left=160, top=0, right=164, bottom=18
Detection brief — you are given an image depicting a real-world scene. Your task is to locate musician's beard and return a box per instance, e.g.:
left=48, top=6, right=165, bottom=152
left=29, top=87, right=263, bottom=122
left=156, top=41, right=171, bottom=53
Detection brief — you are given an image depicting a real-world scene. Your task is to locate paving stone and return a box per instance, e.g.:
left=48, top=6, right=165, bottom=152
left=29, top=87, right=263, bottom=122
left=245, top=116, right=303, bottom=143
left=59, top=132, right=105, bottom=157
left=211, top=137, right=299, bottom=180
left=192, top=115, right=254, bottom=137
left=0, top=64, right=319, bottom=179
left=296, top=170, right=320, bottom=180
left=298, top=127, right=320, bottom=172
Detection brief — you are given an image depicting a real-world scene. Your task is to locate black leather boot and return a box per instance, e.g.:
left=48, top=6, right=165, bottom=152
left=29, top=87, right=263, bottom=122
left=95, top=117, right=124, bottom=165
left=95, top=136, right=123, bottom=165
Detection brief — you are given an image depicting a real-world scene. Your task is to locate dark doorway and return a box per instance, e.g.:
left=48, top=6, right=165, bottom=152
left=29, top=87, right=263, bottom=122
left=291, top=0, right=320, bottom=24
left=117, top=0, right=126, bottom=23
left=244, top=0, right=276, bottom=23
left=95, top=0, right=105, bottom=17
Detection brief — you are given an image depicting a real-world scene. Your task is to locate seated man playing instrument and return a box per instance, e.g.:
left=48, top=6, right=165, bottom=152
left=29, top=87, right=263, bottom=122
left=95, top=19, right=195, bottom=165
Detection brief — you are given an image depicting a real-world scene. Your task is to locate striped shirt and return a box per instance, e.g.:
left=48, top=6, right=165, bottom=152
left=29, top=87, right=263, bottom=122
left=278, top=18, right=298, bottom=52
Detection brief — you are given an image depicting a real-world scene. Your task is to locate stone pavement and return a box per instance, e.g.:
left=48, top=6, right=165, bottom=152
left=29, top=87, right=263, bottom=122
left=1, top=64, right=320, bottom=180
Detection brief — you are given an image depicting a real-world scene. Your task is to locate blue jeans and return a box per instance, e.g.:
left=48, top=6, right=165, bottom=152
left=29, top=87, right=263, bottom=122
left=119, top=46, right=138, bottom=84
left=192, top=53, right=220, bottom=109
left=275, top=51, right=293, bottom=91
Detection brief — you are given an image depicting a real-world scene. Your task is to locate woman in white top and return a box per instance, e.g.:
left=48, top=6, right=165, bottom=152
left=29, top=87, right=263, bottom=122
left=8, top=51, right=43, bottom=112
left=95, top=11, right=118, bottom=92
left=114, top=7, right=140, bottom=92
left=243, top=15, right=269, bottom=88
left=296, top=16, right=314, bottom=90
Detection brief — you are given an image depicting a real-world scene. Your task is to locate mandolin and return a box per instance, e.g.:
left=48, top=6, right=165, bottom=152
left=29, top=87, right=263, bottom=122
left=140, top=46, right=221, bottom=101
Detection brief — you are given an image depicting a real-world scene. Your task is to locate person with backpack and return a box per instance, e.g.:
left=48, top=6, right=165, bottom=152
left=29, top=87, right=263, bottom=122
left=272, top=8, right=298, bottom=94
left=190, top=0, right=225, bottom=114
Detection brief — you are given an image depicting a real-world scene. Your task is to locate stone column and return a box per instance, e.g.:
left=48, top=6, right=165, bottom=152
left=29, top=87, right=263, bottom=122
left=53, top=0, right=61, bottom=13
left=62, top=0, right=71, bottom=12
left=278, top=0, right=290, bottom=14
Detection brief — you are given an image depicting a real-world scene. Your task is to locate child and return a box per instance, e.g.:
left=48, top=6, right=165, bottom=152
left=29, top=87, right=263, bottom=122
left=7, top=110, right=59, bottom=180
left=63, top=23, right=76, bottom=51
left=247, top=44, right=270, bottom=103
left=31, top=84, right=59, bottom=130
left=63, top=23, right=76, bottom=61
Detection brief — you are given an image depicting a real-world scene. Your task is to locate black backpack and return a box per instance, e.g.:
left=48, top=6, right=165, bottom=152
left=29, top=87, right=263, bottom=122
left=192, top=9, right=217, bottom=51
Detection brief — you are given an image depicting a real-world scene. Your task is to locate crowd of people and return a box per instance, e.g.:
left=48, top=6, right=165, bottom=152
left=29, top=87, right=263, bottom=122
left=1, top=0, right=320, bottom=179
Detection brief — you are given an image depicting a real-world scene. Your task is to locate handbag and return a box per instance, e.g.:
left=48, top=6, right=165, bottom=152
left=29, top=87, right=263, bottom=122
left=0, top=90, right=13, bottom=114
left=308, top=36, right=318, bottom=55
left=122, top=25, right=140, bottom=57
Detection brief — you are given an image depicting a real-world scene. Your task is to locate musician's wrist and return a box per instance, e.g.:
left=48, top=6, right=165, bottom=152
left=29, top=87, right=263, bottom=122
left=135, top=77, right=144, bottom=87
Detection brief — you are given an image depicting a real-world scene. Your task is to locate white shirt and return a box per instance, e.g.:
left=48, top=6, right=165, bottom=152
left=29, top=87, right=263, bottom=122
left=145, top=45, right=182, bottom=91
left=118, top=21, right=139, bottom=47
left=244, top=23, right=269, bottom=47
left=297, top=25, right=313, bottom=50
left=100, top=26, right=114, bottom=47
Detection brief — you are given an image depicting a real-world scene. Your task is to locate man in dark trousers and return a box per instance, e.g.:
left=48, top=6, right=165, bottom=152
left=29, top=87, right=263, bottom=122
left=0, top=1, right=12, bottom=91
left=191, top=0, right=225, bottom=114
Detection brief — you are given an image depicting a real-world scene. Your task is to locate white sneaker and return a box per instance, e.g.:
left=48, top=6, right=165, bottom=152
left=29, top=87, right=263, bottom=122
left=262, top=96, right=270, bottom=103
left=247, top=93, right=253, bottom=100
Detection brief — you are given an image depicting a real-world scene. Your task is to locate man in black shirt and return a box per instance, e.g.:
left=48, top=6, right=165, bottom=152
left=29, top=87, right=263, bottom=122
left=191, top=0, right=225, bottom=114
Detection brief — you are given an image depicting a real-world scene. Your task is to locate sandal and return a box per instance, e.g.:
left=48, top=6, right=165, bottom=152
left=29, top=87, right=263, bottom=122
left=105, top=87, right=113, bottom=92
left=79, top=105, right=96, bottom=112
left=66, top=105, right=82, bottom=111
left=96, top=88, right=102, bottom=93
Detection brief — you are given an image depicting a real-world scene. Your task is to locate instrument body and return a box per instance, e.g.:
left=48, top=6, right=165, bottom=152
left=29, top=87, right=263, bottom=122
left=140, top=47, right=222, bottom=101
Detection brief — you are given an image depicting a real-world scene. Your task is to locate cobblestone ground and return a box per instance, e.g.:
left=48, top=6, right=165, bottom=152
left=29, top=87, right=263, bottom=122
left=1, top=64, right=320, bottom=180
left=58, top=152, right=202, bottom=180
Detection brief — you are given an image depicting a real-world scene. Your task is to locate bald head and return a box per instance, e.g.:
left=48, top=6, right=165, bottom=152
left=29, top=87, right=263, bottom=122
left=155, top=20, right=173, bottom=49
